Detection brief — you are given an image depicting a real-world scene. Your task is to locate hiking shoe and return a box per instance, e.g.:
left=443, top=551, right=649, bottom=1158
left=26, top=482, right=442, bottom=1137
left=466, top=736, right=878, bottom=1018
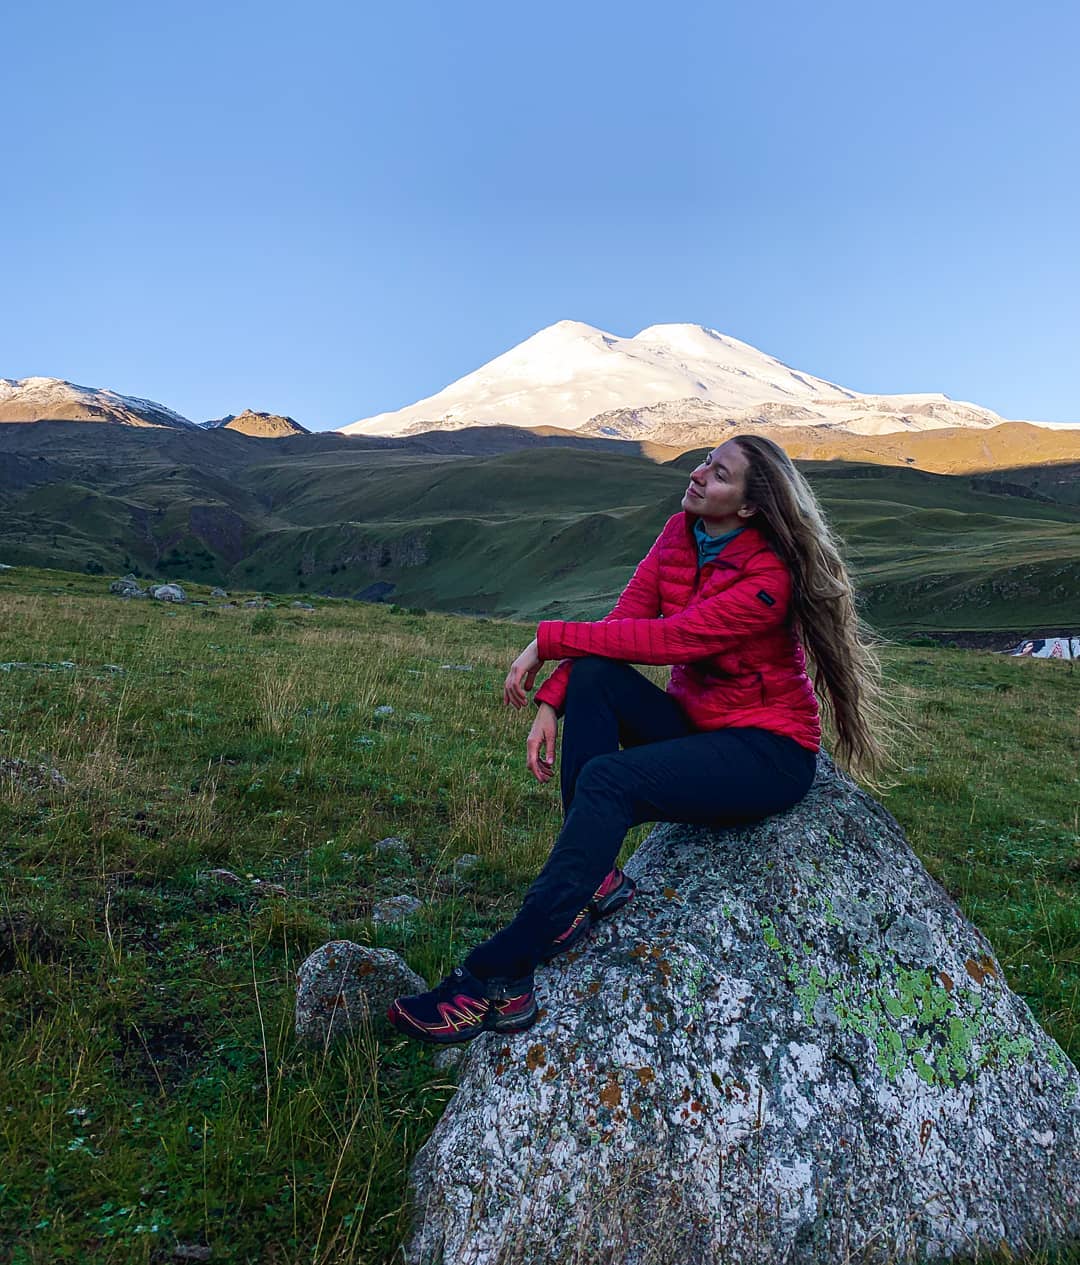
left=538, top=867, right=637, bottom=965
left=387, top=965, right=538, bottom=1045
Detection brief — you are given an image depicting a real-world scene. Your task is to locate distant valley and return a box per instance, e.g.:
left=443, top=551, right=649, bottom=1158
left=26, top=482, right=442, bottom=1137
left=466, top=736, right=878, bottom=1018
left=1, top=419, right=1077, bottom=639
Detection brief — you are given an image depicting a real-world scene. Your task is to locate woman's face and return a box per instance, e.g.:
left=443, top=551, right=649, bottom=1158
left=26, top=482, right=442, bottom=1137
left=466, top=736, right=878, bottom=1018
left=681, top=439, right=756, bottom=532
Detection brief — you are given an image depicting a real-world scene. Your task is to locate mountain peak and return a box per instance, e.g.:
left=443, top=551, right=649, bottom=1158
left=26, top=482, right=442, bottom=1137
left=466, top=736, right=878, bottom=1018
left=201, top=409, right=309, bottom=438
left=0, top=377, right=196, bottom=428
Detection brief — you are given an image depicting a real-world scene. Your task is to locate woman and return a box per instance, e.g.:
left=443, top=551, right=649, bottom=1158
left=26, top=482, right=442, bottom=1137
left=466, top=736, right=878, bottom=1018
left=388, top=435, right=885, bottom=1045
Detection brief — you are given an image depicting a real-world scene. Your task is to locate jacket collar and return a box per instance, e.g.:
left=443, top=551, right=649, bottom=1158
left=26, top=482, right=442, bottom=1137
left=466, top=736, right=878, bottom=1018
left=681, top=512, right=772, bottom=569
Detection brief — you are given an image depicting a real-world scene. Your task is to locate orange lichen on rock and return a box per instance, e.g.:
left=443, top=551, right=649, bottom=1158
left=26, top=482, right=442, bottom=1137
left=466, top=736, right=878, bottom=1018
left=964, top=956, right=998, bottom=986
left=526, top=1044, right=547, bottom=1071
left=599, top=1077, right=622, bottom=1109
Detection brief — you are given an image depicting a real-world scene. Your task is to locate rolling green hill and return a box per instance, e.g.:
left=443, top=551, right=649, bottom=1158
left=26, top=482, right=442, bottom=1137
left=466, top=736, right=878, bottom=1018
left=1, top=422, right=1078, bottom=636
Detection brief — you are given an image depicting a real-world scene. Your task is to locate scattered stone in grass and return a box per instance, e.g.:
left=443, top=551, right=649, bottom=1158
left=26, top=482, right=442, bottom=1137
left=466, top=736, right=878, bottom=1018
left=203, top=868, right=244, bottom=886
left=110, top=574, right=147, bottom=598
left=439, top=664, right=474, bottom=671
left=434, top=1046, right=466, bottom=1072
left=210, top=587, right=228, bottom=598
left=295, top=940, right=425, bottom=1044
left=0, top=757, right=68, bottom=792
left=375, top=836, right=410, bottom=859
left=0, top=661, right=76, bottom=673
left=372, top=895, right=423, bottom=924
left=437, top=853, right=483, bottom=892
left=251, top=879, right=289, bottom=898
left=173, top=1246, right=212, bottom=1262
left=101, top=663, right=124, bottom=673
left=290, top=601, right=315, bottom=610
left=0, top=563, right=11, bottom=570
left=243, top=598, right=269, bottom=609
left=149, top=583, right=186, bottom=603
left=374, top=705, right=394, bottom=717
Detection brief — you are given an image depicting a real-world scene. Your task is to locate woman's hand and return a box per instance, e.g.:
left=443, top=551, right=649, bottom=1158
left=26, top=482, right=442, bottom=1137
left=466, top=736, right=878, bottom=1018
left=526, top=703, right=558, bottom=783
left=503, top=637, right=543, bottom=709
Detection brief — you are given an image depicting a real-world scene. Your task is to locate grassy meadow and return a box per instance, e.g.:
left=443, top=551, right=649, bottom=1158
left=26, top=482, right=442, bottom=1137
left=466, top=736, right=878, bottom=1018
left=0, top=565, right=1078, bottom=1263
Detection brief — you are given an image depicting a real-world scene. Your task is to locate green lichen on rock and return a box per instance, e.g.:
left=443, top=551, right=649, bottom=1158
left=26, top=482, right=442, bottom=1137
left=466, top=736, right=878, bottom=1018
left=760, top=912, right=1042, bottom=1088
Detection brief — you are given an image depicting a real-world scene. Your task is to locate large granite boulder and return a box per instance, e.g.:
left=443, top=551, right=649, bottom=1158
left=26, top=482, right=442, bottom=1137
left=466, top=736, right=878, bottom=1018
left=405, top=756, right=1080, bottom=1265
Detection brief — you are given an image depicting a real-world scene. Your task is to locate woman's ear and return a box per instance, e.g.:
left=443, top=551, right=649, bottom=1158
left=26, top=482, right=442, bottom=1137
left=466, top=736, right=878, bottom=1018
left=737, top=503, right=758, bottom=519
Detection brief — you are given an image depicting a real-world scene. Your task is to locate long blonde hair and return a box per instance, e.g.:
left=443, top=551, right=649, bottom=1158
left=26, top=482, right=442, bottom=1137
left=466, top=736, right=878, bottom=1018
left=732, top=434, right=890, bottom=778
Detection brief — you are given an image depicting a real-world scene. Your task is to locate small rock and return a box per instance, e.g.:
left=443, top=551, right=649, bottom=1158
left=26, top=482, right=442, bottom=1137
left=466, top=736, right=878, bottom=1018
left=433, top=1047, right=466, bottom=1072
left=375, top=836, right=410, bottom=859
left=210, top=587, right=228, bottom=598
left=437, top=852, right=483, bottom=892
left=451, top=853, right=481, bottom=878
left=109, top=576, right=147, bottom=599
left=439, top=664, right=473, bottom=672
left=0, top=758, right=68, bottom=791
left=242, top=599, right=267, bottom=609
left=150, top=583, right=186, bottom=603
left=374, top=705, right=394, bottom=717
left=295, top=940, right=426, bottom=1044
left=204, top=868, right=243, bottom=886
left=290, top=601, right=315, bottom=610
left=251, top=879, right=289, bottom=897
left=173, top=1246, right=212, bottom=1262
left=372, top=895, right=423, bottom=925
left=101, top=664, right=124, bottom=674
left=0, top=563, right=13, bottom=570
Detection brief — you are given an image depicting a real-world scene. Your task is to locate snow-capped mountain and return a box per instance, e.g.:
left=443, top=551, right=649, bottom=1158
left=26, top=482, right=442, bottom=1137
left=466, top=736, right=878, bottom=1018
left=339, top=321, right=1008, bottom=440
left=201, top=409, right=310, bottom=438
left=0, top=377, right=197, bottom=429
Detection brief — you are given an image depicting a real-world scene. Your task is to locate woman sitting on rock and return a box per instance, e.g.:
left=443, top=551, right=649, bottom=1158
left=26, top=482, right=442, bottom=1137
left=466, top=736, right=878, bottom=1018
left=388, top=435, right=886, bottom=1044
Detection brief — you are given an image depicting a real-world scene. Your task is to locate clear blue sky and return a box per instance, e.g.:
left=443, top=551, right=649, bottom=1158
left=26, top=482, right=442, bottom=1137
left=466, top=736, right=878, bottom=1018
left=3, top=0, right=1077, bottom=430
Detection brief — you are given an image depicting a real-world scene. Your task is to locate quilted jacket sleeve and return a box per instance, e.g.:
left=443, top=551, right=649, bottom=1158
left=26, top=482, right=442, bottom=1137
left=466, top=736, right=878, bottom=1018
left=532, top=527, right=666, bottom=714
left=536, top=551, right=791, bottom=667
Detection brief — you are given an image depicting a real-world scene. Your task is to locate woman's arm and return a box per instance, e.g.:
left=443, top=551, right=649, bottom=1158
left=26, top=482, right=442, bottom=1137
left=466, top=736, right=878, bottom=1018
left=532, top=527, right=667, bottom=713
left=537, top=555, right=791, bottom=666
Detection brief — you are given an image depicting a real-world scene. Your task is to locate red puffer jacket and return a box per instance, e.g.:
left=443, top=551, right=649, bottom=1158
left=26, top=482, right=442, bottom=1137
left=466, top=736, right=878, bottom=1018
left=534, top=512, right=821, bottom=751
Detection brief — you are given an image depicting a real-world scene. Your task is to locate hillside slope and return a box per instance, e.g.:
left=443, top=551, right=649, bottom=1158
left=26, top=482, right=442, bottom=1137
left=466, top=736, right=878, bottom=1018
left=1, top=421, right=1076, bottom=635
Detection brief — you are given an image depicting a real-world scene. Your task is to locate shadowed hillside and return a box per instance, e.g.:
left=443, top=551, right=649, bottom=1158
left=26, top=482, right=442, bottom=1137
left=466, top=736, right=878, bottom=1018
left=1, top=421, right=1078, bottom=635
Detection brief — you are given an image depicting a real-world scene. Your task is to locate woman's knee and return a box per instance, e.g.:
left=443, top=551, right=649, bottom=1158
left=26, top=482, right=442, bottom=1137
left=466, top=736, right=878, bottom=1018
left=575, top=751, right=630, bottom=797
left=566, top=656, right=627, bottom=696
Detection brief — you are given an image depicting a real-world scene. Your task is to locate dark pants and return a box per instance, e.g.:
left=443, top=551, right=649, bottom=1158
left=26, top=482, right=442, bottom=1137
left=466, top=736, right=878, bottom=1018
left=464, top=657, right=817, bottom=981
